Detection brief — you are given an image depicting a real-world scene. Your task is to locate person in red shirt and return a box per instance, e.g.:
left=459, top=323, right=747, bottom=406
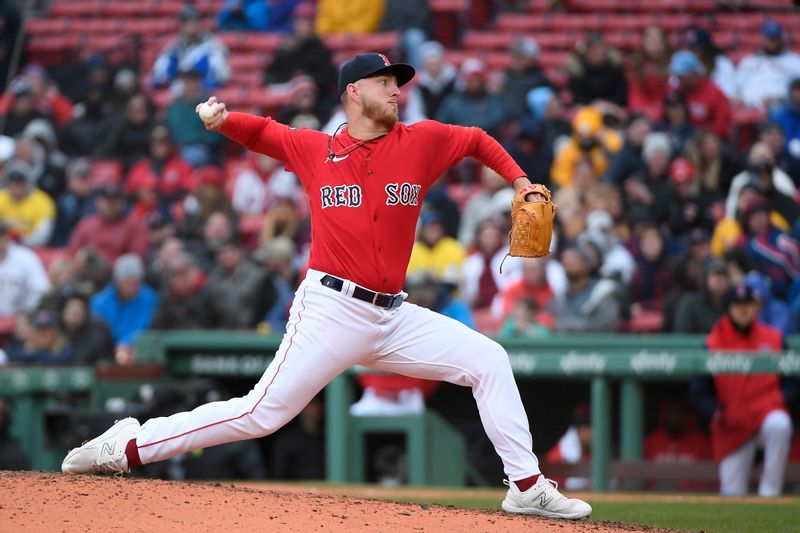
left=544, top=404, right=591, bottom=490
left=645, top=396, right=712, bottom=491
left=62, top=53, right=591, bottom=520
left=67, top=183, right=150, bottom=264
left=668, top=50, right=732, bottom=139
left=125, top=125, right=194, bottom=208
left=690, top=283, right=794, bottom=496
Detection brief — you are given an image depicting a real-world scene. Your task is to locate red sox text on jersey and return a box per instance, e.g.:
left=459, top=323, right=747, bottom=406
left=220, top=113, right=524, bottom=293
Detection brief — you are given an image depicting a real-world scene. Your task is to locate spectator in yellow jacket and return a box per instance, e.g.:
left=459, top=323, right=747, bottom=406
left=0, top=160, right=55, bottom=246
left=551, top=106, right=622, bottom=188
left=315, top=0, right=385, bottom=35
left=407, top=211, right=465, bottom=283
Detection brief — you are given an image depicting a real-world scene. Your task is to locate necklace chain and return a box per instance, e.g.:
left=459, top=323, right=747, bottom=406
left=328, top=122, right=388, bottom=159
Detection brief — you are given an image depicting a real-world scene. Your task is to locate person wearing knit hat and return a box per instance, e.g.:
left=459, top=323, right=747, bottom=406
left=90, top=254, right=158, bottom=350
left=551, top=106, right=623, bottom=187
left=404, top=41, right=457, bottom=123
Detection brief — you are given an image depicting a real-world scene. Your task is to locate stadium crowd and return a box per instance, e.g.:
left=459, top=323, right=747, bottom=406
left=3, top=1, right=800, bottom=362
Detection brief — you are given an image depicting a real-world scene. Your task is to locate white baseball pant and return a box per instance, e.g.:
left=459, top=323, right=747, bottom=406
left=719, top=409, right=793, bottom=497
left=135, top=269, right=541, bottom=480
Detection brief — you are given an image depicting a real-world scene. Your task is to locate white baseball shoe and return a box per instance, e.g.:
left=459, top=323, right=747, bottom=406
left=61, top=417, right=140, bottom=475
left=501, top=476, right=592, bottom=519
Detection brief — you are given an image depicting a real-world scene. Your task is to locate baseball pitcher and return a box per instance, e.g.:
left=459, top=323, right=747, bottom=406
left=62, top=53, right=590, bottom=519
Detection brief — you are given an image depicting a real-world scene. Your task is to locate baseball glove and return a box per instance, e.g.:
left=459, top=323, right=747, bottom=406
left=508, top=184, right=557, bottom=258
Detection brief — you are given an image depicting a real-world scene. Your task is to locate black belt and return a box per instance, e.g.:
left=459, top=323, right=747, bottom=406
left=320, top=275, right=404, bottom=309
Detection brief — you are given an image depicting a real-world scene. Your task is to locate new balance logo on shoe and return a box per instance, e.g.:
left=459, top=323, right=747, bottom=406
left=535, top=492, right=554, bottom=509
left=101, top=442, right=115, bottom=457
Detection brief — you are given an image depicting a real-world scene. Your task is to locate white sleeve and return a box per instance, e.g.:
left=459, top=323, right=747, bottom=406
left=713, top=56, right=739, bottom=100
left=21, top=218, right=54, bottom=247
left=403, top=87, right=427, bottom=124
left=725, top=172, right=747, bottom=219
left=21, top=249, right=50, bottom=311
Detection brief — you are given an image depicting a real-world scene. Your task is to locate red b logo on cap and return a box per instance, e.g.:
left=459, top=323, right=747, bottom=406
left=378, top=54, right=391, bottom=66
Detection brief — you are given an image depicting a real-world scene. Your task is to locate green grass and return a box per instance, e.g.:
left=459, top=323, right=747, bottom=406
left=382, top=495, right=800, bottom=533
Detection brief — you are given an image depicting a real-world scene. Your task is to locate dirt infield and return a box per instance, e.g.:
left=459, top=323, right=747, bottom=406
left=0, top=471, right=679, bottom=533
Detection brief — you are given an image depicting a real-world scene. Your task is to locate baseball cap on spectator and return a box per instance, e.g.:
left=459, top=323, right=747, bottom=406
left=526, top=86, right=555, bottom=120
left=338, top=53, right=415, bottom=96
left=669, top=157, right=695, bottom=184
left=686, top=27, right=712, bottom=48
left=669, top=50, right=704, bottom=76
left=510, top=36, right=540, bottom=59
left=460, top=58, right=487, bottom=80
left=146, top=210, right=172, bottom=230
left=689, top=227, right=710, bottom=246
left=726, top=283, right=759, bottom=306
left=113, top=254, right=144, bottom=282
left=179, top=4, right=201, bottom=21
left=96, top=182, right=125, bottom=198
left=420, top=210, right=442, bottom=227
left=763, top=20, right=783, bottom=38
left=642, top=132, right=671, bottom=161
left=192, top=165, right=223, bottom=187
left=31, top=308, right=58, bottom=329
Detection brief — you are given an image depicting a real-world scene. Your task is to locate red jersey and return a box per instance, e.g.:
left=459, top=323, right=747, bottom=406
left=706, top=316, right=787, bottom=461
left=220, top=113, right=525, bottom=293
left=684, top=78, right=732, bottom=139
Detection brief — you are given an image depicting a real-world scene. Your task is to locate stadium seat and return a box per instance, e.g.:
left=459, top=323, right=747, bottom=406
left=472, top=308, right=503, bottom=335
left=32, top=247, right=69, bottom=271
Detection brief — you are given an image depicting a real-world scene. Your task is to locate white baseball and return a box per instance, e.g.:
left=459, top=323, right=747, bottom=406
left=198, top=101, right=217, bottom=121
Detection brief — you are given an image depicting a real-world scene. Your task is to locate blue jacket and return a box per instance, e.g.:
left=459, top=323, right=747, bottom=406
left=91, top=283, right=159, bottom=345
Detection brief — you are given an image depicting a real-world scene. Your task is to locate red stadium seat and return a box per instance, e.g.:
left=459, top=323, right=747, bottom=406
left=32, top=247, right=69, bottom=271
left=472, top=308, right=503, bottom=335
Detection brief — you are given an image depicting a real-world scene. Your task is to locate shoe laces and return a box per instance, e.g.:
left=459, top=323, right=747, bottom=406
left=539, top=478, right=567, bottom=500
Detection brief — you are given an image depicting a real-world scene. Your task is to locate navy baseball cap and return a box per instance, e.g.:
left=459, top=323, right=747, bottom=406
left=338, top=53, right=415, bottom=95
left=726, top=283, right=759, bottom=306
left=763, top=20, right=783, bottom=38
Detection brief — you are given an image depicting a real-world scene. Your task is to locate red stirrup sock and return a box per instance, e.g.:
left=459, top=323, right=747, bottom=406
left=513, top=474, right=542, bottom=492
left=125, top=439, right=142, bottom=468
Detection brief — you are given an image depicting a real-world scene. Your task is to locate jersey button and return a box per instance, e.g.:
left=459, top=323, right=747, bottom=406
left=365, top=157, right=371, bottom=162
left=368, top=171, right=373, bottom=176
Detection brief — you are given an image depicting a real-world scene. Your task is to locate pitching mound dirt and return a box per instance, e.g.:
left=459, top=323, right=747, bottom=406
left=0, top=471, right=676, bottom=533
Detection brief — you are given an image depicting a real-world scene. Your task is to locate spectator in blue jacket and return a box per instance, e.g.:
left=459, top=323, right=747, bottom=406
left=218, top=0, right=269, bottom=31
left=91, top=254, right=158, bottom=349
left=745, top=271, right=794, bottom=335
left=152, top=5, right=230, bottom=92
left=769, top=78, right=800, bottom=181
